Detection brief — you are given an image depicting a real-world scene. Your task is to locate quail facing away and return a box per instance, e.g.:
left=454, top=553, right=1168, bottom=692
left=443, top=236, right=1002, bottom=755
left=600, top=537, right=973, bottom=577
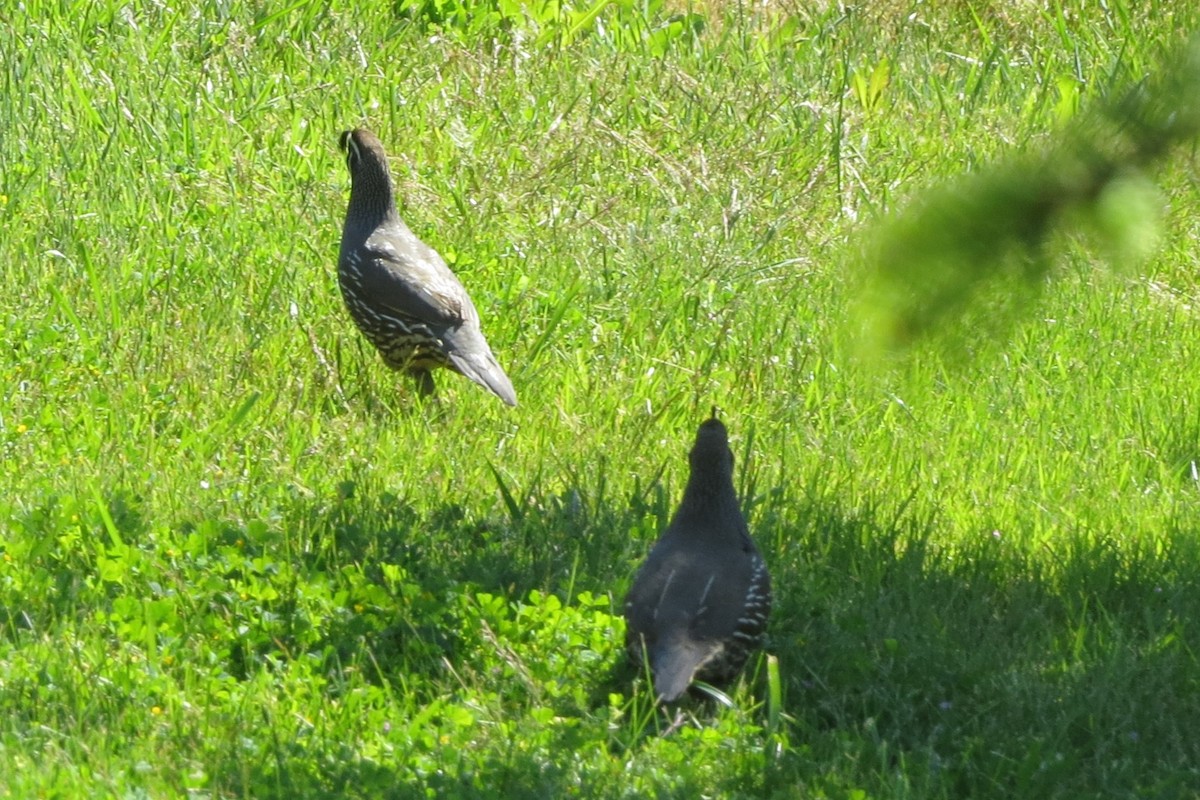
left=337, top=128, right=517, bottom=406
left=624, top=411, right=772, bottom=702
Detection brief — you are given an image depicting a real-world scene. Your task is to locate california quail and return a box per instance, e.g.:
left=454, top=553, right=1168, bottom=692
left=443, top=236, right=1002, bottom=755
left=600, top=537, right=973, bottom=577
left=337, top=128, right=517, bottom=406
left=624, top=411, right=772, bottom=702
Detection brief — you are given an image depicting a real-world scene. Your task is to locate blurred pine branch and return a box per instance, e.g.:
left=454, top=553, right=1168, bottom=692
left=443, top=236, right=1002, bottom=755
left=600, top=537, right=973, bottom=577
left=853, top=35, right=1200, bottom=358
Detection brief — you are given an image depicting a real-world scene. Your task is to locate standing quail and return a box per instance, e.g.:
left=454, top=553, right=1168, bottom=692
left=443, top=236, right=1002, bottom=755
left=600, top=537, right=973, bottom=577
left=624, top=411, right=772, bottom=702
left=337, top=128, right=517, bottom=406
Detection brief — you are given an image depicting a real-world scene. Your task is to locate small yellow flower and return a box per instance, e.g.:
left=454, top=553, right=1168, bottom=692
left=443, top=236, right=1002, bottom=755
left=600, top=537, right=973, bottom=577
left=353, top=603, right=365, bottom=614
left=15, top=424, right=27, bottom=434
left=151, top=706, right=163, bottom=716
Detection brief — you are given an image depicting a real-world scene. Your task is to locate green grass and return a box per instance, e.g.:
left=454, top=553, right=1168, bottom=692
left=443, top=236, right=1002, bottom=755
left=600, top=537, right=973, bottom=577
left=3, top=0, right=1200, bottom=797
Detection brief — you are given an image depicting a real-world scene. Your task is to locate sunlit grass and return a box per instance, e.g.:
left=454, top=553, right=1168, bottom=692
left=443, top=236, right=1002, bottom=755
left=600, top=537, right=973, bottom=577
left=2, top=0, right=1200, bottom=797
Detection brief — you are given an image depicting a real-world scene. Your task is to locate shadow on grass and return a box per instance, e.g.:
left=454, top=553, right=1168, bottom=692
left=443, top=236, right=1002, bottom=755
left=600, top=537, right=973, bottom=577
left=765, top=495, right=1200, bottom=797
left=253, top=478, right=1200, bottom=800
left=18, top=482, right=1200, bottom=798
left=152, top=474, right=659, bottom=710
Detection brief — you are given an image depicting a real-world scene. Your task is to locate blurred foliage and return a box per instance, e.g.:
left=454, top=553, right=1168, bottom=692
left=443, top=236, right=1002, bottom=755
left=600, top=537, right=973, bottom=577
left=853, top=34, right=1200, bottom=359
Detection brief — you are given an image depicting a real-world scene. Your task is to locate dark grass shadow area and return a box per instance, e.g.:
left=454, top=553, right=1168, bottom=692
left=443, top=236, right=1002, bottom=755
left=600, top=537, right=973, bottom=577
left=761, top=495, right=1200, bottom=797
left=195, top=476, right=665, bottom=703
left=272, top=480, right=1200, bottom=799
left=290, top=457, right=674, bottom=593
left=12, top=484, right=1200, bottom=798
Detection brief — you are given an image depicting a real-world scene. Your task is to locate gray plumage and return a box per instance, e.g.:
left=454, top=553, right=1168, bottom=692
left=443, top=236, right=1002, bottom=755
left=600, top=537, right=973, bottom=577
left=337, top=128, right=516, bottom=406
left=624, top=412, right=772, bottom=702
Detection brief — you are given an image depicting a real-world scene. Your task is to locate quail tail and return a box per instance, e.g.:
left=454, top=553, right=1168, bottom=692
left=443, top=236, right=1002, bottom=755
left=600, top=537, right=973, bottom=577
left=653, top=638, right=722, bottom=702
left=447, top=342, right=517, bottom=407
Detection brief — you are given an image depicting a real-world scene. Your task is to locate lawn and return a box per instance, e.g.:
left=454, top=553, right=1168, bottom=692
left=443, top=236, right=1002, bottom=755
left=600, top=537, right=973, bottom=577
left=3, top=0, right=1200, bottom=797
